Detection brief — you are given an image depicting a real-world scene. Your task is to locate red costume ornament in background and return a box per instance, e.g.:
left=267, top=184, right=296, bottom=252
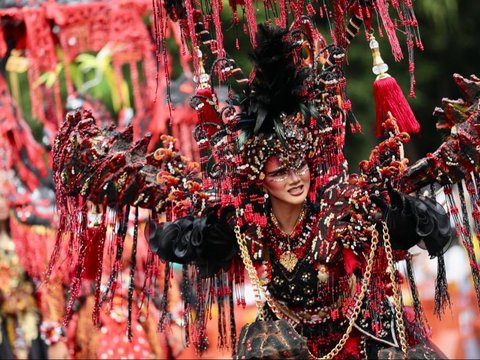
left=1, top=1, right=191, bottom=358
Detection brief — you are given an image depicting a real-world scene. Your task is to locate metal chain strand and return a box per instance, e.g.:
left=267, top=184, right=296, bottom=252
left=234, top=224, right=290, bottom=322
left=382, top=222, right=408, bottom=356
left=234, top=222, right=380, bottom=360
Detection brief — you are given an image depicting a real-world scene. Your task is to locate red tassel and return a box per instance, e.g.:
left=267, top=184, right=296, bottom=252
left=83, top=227, right=106, bottom=280
left=0, top=27, right=7, bottom=58
left=373, top=75, right=420, bottom=137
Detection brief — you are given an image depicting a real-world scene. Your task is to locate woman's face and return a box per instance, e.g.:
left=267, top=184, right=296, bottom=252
left=262, top=156, right=310, bottom=206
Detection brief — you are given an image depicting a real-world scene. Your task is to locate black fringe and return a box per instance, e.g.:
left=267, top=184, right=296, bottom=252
left=405, top=254, right=430, bottom=336
left=182, top=264, right=191, bottom=346
left=217, top=289, right=226, bottom=348
left=194, top=277, right=210, bottom=353
left=158, top=262, right=171, bottom=331
left=229, top=280, right=237, bottom=357
left=127, top=207, right=139, bottom=340
left=434, top=253, right=451, bottom=318
left=458, top=182, right=480, bottom=308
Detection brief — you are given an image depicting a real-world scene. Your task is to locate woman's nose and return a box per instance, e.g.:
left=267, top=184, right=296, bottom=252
left=287, top=169, right=301, bottom=182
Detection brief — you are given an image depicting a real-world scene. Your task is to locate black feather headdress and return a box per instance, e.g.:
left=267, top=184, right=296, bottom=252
left=237, top=24, right=313, bottom=139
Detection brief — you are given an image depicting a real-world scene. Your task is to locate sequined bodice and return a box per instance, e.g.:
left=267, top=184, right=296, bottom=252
left=263, top=179, right=359, bottom=325
left=258, top=180, right=400, bottom=357
left=269, top=243, right=352, bottom=305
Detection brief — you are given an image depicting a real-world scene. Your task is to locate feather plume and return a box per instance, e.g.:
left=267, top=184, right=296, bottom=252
left=240, top=24, right=311, bottom=137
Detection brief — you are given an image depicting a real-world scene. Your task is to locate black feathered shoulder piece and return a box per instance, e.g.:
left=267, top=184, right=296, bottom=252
left=239, top=24, right=312, bottom=137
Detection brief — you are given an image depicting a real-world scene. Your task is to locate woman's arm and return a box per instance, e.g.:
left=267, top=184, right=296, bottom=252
left=148, top=206, right=238, bottom=277
left=371, top=183, right=452, bottom=256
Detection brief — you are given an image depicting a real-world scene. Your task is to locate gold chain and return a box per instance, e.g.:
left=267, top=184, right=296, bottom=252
left=270, top=205, right=306, bottom=239
left=382, top=222, right=408, bottom=356
left=234, top=221, right=381, bottom=359
left=234, top=224, right=283, bottom=322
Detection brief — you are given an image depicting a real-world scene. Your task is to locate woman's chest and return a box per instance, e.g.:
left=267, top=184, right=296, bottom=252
left=266, top=233, right=354, bottom=310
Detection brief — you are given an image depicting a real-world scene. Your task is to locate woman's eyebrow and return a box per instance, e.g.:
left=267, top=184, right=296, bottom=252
left=266, top=167, right=286, bottom=175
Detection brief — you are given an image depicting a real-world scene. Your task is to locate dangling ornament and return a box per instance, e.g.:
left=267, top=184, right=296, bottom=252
left=279, top=251, right=298, bottom=272
left=370, top=35, right=420, bottom=138
left=317, top=264, right=329, bottom=283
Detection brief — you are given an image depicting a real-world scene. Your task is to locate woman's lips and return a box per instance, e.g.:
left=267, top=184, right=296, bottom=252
left=288, top=185, right=304, bottom=196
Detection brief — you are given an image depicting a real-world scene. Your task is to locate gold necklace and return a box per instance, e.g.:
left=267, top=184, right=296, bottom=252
left=270, top=206, right=306, bottom=272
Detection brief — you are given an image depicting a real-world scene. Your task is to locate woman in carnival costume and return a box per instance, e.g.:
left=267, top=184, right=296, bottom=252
left=148, top=24, right=452, bottom=358
left=49, top=0, right=480, bottom=359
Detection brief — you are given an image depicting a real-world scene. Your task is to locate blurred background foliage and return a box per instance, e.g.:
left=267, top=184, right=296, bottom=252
left=9, top=0, right=480, bottom=170
left=9, top=45, right=133, bottom=133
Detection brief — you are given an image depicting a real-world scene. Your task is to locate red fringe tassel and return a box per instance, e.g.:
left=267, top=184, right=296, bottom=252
left=373, top=76, right=420, bottom=137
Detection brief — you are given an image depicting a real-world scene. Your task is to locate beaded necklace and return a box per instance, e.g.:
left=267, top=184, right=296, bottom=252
left=269, top=206, right=316, bottom=272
